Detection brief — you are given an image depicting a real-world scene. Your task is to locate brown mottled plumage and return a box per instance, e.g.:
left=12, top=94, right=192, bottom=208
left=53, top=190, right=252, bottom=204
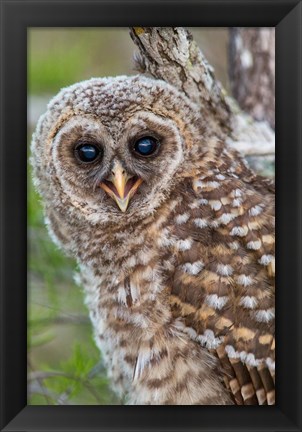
left=31, top=75, right=275, bottom=405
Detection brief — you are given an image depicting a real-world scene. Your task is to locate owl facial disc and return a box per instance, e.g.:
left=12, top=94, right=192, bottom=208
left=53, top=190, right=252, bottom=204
left=99, top=160, right=143, bottom=212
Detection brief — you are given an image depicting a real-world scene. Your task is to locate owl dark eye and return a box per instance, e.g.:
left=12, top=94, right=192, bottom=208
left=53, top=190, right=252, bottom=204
left=133, top=136, right=159, bottom=157
left=75, top=143, right=101, bottom=163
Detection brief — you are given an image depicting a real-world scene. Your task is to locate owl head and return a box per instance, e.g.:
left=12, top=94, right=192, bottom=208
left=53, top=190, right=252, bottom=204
left=31, top=75, right=215, bottom=253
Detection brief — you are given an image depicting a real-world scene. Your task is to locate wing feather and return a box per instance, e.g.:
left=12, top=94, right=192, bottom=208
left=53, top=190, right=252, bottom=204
left=168, top=168, right=275, bottom=405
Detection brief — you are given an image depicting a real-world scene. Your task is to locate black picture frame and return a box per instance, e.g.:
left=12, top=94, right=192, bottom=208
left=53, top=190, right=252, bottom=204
left=1, top=0, right=301, bottom=431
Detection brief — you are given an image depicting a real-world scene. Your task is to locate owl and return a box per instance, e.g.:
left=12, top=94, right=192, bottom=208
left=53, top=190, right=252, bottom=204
left=31, top=75, right=275, bottom=405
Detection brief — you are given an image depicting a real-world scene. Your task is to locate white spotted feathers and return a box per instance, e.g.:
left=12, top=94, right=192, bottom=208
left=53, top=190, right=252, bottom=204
left=31, top=74, right=275, bottom=405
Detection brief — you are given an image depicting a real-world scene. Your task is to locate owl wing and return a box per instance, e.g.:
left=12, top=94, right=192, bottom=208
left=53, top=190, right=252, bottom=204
left=168, top=170, right=275, bottom=405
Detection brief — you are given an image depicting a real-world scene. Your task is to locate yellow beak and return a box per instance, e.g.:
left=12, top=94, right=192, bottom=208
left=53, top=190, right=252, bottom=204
left=99, top=161, right=143, bottom=212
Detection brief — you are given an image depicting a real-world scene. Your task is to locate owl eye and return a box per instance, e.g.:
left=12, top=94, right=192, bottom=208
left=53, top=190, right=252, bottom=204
left=133, top=136, right=159, bottom=157
left=75, top=143, right=102, bottom=163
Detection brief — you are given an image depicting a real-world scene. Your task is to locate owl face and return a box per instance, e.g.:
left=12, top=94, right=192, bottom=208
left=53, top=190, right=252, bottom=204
left=52, top=109, right=184, bottom=219
left=32, top=75, right=204, bottom=232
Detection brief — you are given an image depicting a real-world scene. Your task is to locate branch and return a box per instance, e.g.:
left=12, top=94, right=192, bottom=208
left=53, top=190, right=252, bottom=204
left=130, top=27, right=232, bottom=136
left=129, top=27, right=275, bottom=160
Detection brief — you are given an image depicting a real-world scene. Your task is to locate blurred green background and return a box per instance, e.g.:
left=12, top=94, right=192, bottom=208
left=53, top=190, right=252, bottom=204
left=27, top=28, right=273, bottom=405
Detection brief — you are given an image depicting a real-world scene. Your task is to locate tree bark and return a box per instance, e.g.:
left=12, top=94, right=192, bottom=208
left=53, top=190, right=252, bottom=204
left=129, top=27, right=275, bottom=169
left=229, top=28, right=275, bottom=130
left=130, top=27, right=232, bottom=138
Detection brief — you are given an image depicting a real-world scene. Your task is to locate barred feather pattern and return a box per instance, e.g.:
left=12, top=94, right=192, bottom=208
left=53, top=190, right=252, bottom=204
left=31, top=75, right=275, bottom=405
left=79, top=151, right=275, bottom=405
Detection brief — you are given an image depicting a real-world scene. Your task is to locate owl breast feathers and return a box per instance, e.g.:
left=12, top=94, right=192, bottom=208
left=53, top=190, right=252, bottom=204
left=31, top=75, right=275, bottom=405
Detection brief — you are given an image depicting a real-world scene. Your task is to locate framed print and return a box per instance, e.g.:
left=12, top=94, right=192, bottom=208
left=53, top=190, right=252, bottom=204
left=0, top=0, right=301, bottom=431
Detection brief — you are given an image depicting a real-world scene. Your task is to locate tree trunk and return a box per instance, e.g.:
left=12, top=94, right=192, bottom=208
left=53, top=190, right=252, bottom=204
left=129, top=27, right=275, bottom=176
left=229, top=28, right=275, bottom=130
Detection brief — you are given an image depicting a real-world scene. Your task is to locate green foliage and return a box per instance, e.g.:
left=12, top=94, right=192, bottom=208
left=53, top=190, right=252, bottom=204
left=28, top=29, right=133, bottom=94
left=29, top=42, right=86, bottom=94
left=28, top=343, right=117, bottom=405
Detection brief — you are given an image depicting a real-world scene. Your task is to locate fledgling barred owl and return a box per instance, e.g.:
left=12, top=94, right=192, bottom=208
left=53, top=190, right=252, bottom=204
left=31, top=75, right=275, bottom=405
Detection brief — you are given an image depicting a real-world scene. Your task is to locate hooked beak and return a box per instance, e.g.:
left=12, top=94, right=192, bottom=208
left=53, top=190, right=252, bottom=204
left=99, top=161, right=143, bottom=212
